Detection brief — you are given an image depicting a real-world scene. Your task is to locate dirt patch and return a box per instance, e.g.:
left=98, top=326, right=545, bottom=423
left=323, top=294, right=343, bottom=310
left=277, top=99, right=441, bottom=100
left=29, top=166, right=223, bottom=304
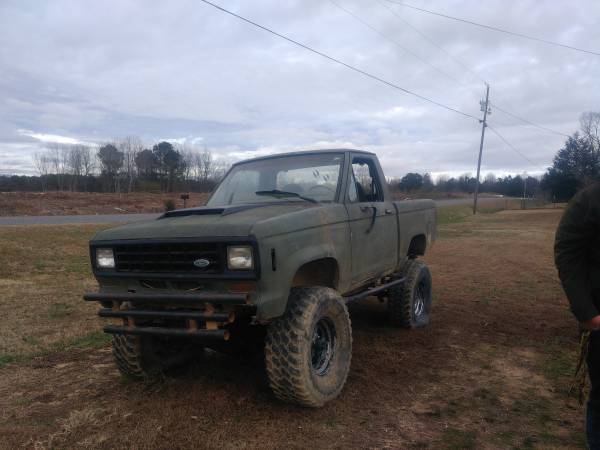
left=0, top=209, right=587, bottom=449
left=0, top=191, right=209, bottom=216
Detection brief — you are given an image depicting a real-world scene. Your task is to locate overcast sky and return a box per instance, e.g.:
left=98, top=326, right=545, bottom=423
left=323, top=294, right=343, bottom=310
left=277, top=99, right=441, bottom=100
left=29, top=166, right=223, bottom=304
left=1, top=0, right=599, bottom=179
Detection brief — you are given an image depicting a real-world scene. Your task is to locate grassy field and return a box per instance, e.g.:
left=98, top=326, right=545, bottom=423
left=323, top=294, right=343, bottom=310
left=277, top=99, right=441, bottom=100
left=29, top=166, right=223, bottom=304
left=0, top=191, right=531, bottom=217
left=0, top=191, right=209, bottom=216
left=0, top=207, right=586, bottom=449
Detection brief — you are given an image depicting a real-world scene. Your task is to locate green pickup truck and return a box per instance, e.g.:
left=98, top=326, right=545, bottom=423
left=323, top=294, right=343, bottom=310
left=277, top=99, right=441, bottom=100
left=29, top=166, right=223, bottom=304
left=85, top=149, right=436, bottom=407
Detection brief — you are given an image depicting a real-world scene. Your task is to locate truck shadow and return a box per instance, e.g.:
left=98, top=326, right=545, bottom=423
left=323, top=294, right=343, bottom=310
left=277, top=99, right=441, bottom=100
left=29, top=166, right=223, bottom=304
left=347, top=296, right=391, bottom=328
left=164, top=296, right=404, bottom=395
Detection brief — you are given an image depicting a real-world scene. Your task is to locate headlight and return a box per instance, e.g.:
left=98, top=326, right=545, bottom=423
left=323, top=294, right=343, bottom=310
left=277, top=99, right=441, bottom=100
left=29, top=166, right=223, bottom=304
left=96, top=248, right=115, bottom=269
left=227, top=246, right=253, bottom=270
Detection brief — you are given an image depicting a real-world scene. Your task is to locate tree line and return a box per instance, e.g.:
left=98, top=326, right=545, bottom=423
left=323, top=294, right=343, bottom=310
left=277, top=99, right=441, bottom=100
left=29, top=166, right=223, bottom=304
left=2, top=112, right=598, bottom=199
left=391, top=111, right=599, bottom=201
left=390, top=171, right=541, bottom=198
left=4, top=137, right=229, bottom=193
left=541, top=112, right=600, bottom=201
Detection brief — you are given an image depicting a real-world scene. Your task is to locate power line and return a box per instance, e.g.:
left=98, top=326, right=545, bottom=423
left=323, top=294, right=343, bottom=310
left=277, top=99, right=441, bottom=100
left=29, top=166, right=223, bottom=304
left=328, top=1, right=550, bottom=175
left=329, top=0, right=467, bottom=88
left=381, top=0, right=600, bottom=57
left=375, top=0, right=487, bottom=84
left=487, top=124, right=548, bottom=171
left=490, top=102, right=570, bottom=137
left=199, top=0, right=554, bottom=176
left=377, top=0, right=574, bottom=139
left=198, top=0, right=479, bottom=120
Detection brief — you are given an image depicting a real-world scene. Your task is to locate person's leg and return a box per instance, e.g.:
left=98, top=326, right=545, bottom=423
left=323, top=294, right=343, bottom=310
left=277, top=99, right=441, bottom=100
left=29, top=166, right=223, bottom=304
left=588, top=331, right=600, bottom=449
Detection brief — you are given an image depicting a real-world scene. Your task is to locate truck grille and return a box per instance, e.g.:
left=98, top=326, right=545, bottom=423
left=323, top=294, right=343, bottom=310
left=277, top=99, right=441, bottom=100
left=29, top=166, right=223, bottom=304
left=113, top=242, right=223, bottom=274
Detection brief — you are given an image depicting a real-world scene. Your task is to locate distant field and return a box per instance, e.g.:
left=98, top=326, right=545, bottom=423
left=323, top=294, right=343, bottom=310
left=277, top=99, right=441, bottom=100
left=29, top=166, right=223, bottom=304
left=391, top=190, right=472, bottom=201
left=0, top=190, right=511, bottom=217
left=0, top=192, right=541, bottom=222
left=0, top=208, right=584, bottom=449
left=0, top=191, right=209, bottom=216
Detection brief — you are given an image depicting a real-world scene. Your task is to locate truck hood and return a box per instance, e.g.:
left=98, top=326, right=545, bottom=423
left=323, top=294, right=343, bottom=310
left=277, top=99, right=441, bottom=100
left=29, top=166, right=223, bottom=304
left=91, top=202, right=325, bottom=241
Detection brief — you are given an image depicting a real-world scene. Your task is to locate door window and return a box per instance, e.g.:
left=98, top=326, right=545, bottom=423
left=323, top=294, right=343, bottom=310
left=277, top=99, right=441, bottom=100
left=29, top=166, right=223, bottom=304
left=348, top=170, right=358, bottom=202
left=349, top=158, right=383, bottom=202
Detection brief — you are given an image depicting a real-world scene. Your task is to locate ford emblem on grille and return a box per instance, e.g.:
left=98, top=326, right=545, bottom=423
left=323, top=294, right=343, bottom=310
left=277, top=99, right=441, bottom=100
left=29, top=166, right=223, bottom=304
left=193, top=258, right=211, bottom=268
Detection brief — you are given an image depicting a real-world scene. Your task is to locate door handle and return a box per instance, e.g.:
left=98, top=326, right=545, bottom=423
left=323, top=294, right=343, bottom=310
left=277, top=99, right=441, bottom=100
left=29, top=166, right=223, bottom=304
left=357, top=205, right=377, bottom=233
left=366, top=206, right=377, bottom=233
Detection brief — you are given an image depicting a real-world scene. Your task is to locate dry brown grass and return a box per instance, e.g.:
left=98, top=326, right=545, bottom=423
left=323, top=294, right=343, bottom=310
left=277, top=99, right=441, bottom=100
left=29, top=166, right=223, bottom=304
left=0, top=191, right=209, bottom=216
left=0, top=209, right=586, bottom=449
left=0, top=224, right=108, bottom=358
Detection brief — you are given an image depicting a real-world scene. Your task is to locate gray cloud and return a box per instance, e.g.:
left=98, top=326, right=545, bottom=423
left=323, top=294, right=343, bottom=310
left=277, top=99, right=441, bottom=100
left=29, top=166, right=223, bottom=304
left=0, top=0, right=598, bottom=178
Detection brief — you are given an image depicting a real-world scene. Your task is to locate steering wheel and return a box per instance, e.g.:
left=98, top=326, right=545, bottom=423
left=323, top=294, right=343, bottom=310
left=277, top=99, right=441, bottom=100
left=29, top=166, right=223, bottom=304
left=308, top=184, right=335, bottom=198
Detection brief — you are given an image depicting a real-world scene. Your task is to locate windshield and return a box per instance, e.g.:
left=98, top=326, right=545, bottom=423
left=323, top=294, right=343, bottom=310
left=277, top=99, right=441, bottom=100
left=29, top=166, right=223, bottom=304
left=207, top=153, right=343, bottom=206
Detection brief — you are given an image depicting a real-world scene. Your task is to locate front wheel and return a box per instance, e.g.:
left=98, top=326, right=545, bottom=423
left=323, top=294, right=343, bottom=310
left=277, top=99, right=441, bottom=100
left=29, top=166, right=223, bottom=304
left=112, top=334, right=202, bottom=378
left=265, top=287, right=352, bottom=407
left=388, top=259, right=432, bottom=328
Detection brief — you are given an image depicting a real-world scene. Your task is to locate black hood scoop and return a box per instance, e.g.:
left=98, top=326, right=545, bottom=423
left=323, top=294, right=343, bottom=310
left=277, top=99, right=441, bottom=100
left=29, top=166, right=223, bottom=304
left=160, top=207, right=225, bottom=218
left=159, top=203, right=287, bottom=219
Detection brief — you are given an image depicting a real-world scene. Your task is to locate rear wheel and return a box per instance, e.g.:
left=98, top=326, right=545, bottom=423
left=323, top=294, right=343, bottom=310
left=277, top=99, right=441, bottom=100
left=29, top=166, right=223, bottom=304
left=265, top=287, right=352, bottom=407
left=388, top=259, right=432, bottom=328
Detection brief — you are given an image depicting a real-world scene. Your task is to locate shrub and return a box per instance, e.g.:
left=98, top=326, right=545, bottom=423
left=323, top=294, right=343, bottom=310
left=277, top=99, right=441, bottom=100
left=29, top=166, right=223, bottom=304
left=164, top=199, right=176, bottom=211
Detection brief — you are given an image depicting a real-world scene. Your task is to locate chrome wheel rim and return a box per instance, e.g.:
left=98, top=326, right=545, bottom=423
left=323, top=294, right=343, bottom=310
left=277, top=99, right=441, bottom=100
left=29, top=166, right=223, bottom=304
left=414, top=282, right=427, bottom=317
left=311, top=318, right=336, bottom=376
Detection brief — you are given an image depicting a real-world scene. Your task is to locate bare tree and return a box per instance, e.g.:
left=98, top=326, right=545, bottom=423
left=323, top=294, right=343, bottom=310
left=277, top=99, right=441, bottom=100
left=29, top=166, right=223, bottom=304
left=46, top=143, right=71, bottom=190
left=200, top=148, right=214, bottom=182
left=32, top=152, right=51, bottom=191
left=178, top=144, right=195, bottom=181
left=484, top=173, right=496, bottom=185
left=80, top=146, right=95, bottom=191
left=212, top=157, right=230, bottom=180
left=81, top=146, right=94, bottom=176
left=580, top=111, right=600, bottom=155
left=47, top=143, right=60, bottom=189
left=118, top=136, right=143, bottom=193
left=192, top=150, right=204, bottom=181
left=68, top=145, right=86, bottom=191
left=60, top=145, right=70, bottom=190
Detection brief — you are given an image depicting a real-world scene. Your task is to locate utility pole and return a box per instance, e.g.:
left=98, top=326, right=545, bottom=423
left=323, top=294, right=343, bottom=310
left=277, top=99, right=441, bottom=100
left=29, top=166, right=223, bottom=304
left=473, top=83, right=491, bottom=214
left=522, top=173, right=527, bottom=210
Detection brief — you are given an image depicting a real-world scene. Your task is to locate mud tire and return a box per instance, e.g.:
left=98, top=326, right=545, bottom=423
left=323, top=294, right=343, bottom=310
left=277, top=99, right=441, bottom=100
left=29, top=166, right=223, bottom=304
left=388, top=259, right=432, bottom=328
left=265, top=287, right=352, bottom=407
left=112, top=334, right=201, bottom=378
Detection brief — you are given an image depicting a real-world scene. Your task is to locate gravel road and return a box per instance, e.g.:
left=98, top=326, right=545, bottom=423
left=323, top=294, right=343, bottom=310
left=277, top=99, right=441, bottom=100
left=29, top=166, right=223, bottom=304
left=0, top=197, right=505, bottom=225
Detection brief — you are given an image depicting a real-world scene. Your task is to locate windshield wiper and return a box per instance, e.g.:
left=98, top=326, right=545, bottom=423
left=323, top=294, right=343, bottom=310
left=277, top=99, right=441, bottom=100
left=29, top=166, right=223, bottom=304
left=255, top=190, right=319, bottom=204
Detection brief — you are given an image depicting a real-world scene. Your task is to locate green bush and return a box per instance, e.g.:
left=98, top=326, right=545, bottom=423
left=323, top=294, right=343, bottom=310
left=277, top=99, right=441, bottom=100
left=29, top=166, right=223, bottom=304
left=164, top=199, right=176, bottom=211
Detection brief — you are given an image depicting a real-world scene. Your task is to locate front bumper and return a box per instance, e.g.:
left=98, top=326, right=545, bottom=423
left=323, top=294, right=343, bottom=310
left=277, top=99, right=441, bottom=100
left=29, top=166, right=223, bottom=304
left=84, top=291, right=256, bottom=341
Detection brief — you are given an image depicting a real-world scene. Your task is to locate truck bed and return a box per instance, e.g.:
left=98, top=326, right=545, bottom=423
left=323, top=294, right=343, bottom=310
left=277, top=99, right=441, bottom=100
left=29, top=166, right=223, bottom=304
left=394, top=199, right=436, bottom=261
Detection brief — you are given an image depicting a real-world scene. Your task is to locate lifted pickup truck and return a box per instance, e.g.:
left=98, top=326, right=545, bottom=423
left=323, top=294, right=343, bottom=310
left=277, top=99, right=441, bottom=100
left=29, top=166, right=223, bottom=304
left=85, top=149, right=436, bottom=407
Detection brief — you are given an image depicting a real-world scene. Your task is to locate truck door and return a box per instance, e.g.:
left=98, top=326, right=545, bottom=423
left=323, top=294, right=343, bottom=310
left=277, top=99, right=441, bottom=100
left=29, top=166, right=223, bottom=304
left=345, top=154, right=399, bottom=285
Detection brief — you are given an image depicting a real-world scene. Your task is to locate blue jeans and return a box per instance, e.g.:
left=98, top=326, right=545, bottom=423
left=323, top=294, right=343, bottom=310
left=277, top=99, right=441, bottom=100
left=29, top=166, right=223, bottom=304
left=588, top=332, right=600, bottom=449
